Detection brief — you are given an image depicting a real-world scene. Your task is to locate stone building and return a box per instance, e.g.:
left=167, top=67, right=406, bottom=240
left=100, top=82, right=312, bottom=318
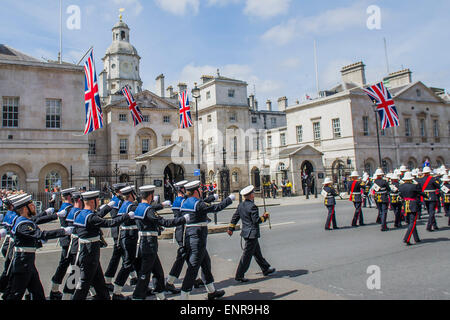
left=268, top=61, right=450, bottom=193
left=0, top=44, right=89, bottom=193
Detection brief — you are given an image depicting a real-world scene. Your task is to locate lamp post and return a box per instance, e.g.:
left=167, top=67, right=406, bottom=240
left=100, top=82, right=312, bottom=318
left=372, top=104, right=383, bottom=168
left=191, top=83, right=201, bottom=172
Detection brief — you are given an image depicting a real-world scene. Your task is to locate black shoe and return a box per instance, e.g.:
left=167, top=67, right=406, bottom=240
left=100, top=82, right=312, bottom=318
left=235, top=277, right=249, bottom=283
left=405, top=242, right=411, bottom=246
left=263, top=268, right=276, bottom=276
left=194, top=279, right=204, bottom=288
left=325, top=228, right=331, bottom=231
left=360, top=223, right=366, bottom=226
left=106, top=283, right=114, bottom=292
left=426, top=228, right=433, bottom=232
left=207, top=290, right=225, bottom=300
left=381, top=228, right=389, bottom=232
left=165, top=283, right=181, bottom=294
left=146, top=288, right=155, bottom=296
left=351, top=224, right=357, bottom=227
left=434, top=227, right=439, bottom=230
left=333, top=227, right=340, bottom=230
left=49, top=291, right=62, bottom=301
left=130, top=278, right=138, bottom=286
left=25, top=293, right=32, bottom=301
left=112, top=293, right=131, bottom=300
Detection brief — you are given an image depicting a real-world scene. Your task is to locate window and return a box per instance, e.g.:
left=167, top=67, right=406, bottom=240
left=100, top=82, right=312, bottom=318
left=278, top=163, right=286, bottom=171
left=208, top=137, right=214, bottom=153
left=405, top=118, right=411, bottom=137
left=252, top=117, right=257, bottom=124
left=142, top=115, right=149, bottom=123
left=163, top=116, right=171, bottom=123
left=433, top=119, right=439, bottom=137
left=280, top=133, right=286, bottom=146
left=420, top=119, right=426, bottom=137
left=228, top=89, right=235, bottom=98
left=229, top=113, right=237, bottom=122
left=267, top=136, right=272, bottom=148
left=206, top=91, right=211, bottom=100
left=363, top=116, right=369, bottom=136
left=1, top=172, right=19, bottom=190
left=142, top=139, right=149, bottom=154
left=332, top=118, right=341, bottom=138
left=232, top=171, right=239, bottom=183
left=296, top=125, right=303, bottom=143
left=120, top=139, right=128, bottom=154
left=2, top=97, right=19, bottom=128
left=46, top=99, right=61, bottom=129
left=416, top=89, right=421, bottom=97
left=45, top=171, right=61, bottom=191
left=233, top=136, right=238, bottom=159
left=164, top=137, right=172, bottom=146
left=313, top=122, right=321, bottom=141
left=89, top=140, right=96, bottom=155
left=119, top=114, right=127, bottom=122
left=207, top=115, right=212, bottom=123
left=271, top=118, right=277, bottom=126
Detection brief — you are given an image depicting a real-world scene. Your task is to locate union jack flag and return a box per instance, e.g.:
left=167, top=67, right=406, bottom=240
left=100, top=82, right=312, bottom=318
left=363, top=82, right=400, bottom=130
left=83, top=50, right=103, bottom=135
left=179, top=90, right=193, bottom=129
left=121, top=85, right=144, bottom=126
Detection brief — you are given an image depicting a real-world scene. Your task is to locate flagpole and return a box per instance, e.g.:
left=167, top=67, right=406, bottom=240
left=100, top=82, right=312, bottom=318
left=59, top=0, right=63, bottom=64
left=314, top=40, right=320, bottom=97
left=372, top=104, right=383, bottom=168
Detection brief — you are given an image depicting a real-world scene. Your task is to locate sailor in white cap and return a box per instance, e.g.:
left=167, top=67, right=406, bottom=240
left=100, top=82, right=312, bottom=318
left=372, top=169, right=391, bottom=231
left=71, top=191, right=133, bottom=301
left=227, top=185, right=274, bottom=283
left=131, top=185, right=185, bottom=300
left=389, top=173, right=403, bottom=228
left=440, top=175, right=450, bottom=225
left=416, top=166, right=441, bottom=231
left=399, top=172, right=425, bottom=245
left=179, top=181, right=235, bottom=300
left=4, top=195, right=72, bottom=301
left=322, top=178, right=339, bottom=230
left=347, top=171, right=365, bottom=227
left=362, top=173, right=373, bottom=209
left=113, top=185, right=140, bottom=300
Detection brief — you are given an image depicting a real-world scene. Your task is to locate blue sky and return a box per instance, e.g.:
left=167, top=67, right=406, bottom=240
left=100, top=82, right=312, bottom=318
left=2, top=0, right=450, bottom=109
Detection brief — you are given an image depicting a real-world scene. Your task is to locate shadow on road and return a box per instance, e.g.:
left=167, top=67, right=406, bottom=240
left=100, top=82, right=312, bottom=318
left=223, top=288, right=298, bottom=300
left=418, top=237, right=450, bottom=244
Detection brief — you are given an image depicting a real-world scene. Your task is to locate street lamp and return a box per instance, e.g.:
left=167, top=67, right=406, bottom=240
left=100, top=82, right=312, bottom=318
left=191, top=83, right=201, bottom=171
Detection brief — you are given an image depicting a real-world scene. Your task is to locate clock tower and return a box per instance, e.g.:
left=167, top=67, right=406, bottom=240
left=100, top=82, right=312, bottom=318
left=99, top=13, right=142, bottom=104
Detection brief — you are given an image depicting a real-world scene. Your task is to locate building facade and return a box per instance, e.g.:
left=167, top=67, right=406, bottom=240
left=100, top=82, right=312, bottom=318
left=0, top=45, right=89, bottom=193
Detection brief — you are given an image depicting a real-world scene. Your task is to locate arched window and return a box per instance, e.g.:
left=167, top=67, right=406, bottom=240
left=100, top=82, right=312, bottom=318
left=232, top=171, right=239, bottom=183
left=1, top=172, right=19, bottom=190
left=278, top=163, right=286, bottom=171
left=407, top=161, right=415, bottom=171
left=121, top=31, right=126, bottom=40
left=45, top=171, right=61, bottom=191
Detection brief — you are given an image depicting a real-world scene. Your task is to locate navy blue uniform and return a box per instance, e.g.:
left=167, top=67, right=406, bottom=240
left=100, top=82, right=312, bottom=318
left=323, top=186, right=338, bottom=230
left=104, top=195, right=124, bottom=281
left=373, top=179, right=390, bottom=231
left=399, top=182, right=426, bottom=244
left=441, top=183, right=450, bottom=225
left=417, top=175, right=441, bottom=231
left=347, top=180, right=364, bottom=226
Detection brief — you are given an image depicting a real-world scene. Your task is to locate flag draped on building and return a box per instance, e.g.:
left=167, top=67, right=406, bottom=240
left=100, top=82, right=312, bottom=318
left=363, top=82, right=400, bottom=130
left=83, top=50, right=104, bottom=135
left=179, top=90, right=193, bottom=129
left=121, top=85, right=144, bottom=126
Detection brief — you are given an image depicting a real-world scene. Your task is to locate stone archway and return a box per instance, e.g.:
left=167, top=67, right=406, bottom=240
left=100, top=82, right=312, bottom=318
left=38, top=163, right=69, bottom=192
left=163, top=163, right=185, bottom=201
left=301, top=161, right=315, bottom=194
left=0, top=164, right=27, bottom=191
left=251, top=167, right=261, bottom=191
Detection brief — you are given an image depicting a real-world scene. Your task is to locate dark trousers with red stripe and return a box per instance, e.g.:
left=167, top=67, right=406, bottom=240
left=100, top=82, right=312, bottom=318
left=352, top=202, right=363, bottom=226
left=378, top=203, right=388, bottom=230
left=425, top=201, right=438, bottom=230
left=325, top=206, right=337, bottom=230
left=392, top=204, right=403, bottom=227
left=403, top=212, right=420, bottom=243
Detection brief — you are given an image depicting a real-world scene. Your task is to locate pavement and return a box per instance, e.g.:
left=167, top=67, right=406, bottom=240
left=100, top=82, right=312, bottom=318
left=3, top=197, right=450, bottom=300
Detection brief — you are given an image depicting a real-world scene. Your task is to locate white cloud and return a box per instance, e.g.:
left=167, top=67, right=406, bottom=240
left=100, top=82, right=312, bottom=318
left=262, top=2, right=366, bottom=45
left=154, top=0, right=200, bottom=16
left=244, top=0, right=291, bottom=18
left=280, top=57, right=301, bottom=68
left=207, top=0, right=241, bottom=7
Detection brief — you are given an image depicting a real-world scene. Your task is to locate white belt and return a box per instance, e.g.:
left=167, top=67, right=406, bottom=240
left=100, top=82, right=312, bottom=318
left=78, top=236, right=101, bottom=244
left=139, top=231, right=158, bottom=237
left=15, top=247, right=36, bottom=253
left=376, top=191, right=387, bottom=194
left=120, top=225, right=138, bottom=230
left=186, top=222, right=208, bottom=227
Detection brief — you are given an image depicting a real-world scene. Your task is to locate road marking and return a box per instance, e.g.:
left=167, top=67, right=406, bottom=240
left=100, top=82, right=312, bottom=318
left=262, top=221, right=296, bottom=228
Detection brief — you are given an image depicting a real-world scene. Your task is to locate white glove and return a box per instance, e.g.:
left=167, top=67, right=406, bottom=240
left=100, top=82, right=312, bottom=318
left=162, top=201, right=171, bottom=207
left=0, top=229, right=7, bottom=239
left=228, top=194, right=236, bottom=201
left=63, top=227, right=74, bottom=235
left=99, top=204, right=107, bottom=211
left=45, top=208, right=55, bottom=215
left=154, top=195, right=160, bottom=203
left=128, top=211, right=135, bottom=219
left=108, top=201, right=116, bottom=208
left=214, top=194, right=219, bottom=201
left=183, top=214, right=190, bottom=223
left=57, top=209, right=67, bottom=218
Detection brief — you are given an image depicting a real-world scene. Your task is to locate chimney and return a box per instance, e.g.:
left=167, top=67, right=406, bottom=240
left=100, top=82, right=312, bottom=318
left=248, top=94, right=255, bottom=110
left=255, top=100, right=259, bottom=111
left=341, top=61, right=366, bottom=87
left=266, top=100, right=272, bottom=111
left=201, top=75, right=213, bottom=84
left=155, top=74, right=165, bottom=98
left=178, top=82, right=187, bottom=94
left=383, top=69, right=412, bottom=88
left=277, top=97, right=288, bottom=112
left=166, top=85, right=174, bottom=98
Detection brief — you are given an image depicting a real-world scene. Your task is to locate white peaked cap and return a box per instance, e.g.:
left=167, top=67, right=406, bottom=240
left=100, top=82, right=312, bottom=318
left=81, top=191, right=100, bottom=200
left=240, top=185, right=255, bottom=196
left=402, top=172, right=414, bottom=181
left=139, top=185, right=156, bottom=192
left=120, top=185, right=135, bottom=195
left=322, top=177, right=333, bottom=185
left=12, top=195, right=33, bottom=209
left=350, top=171, right=359, bottom=178
left=391, top=174, right=399, bottom=180
left=185, top=181, right=201, bottom=191
left=375, top=169, right=384, bottom=176
left=423, top=166, right=431, bottom=174
left=400, top=165, right=407, bottom=172
left=174, top=180, right=188, bottom=188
